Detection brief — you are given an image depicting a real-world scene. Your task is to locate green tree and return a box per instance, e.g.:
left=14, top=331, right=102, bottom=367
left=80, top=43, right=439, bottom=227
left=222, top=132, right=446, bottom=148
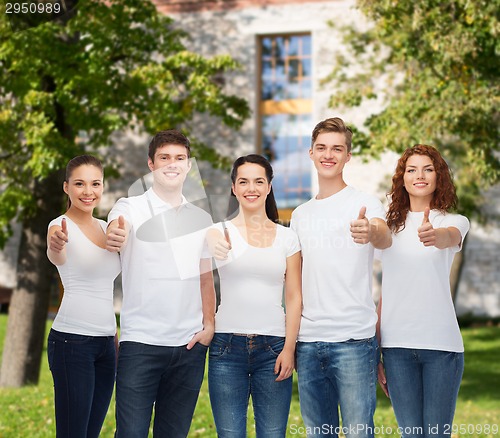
left=0, top=0, right=249, bottom=387
left=325, top=0, right=499, bottom=218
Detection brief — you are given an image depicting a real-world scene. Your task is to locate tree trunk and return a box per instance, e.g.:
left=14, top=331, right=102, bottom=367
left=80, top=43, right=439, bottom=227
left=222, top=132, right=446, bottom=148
left=0, top=170, right=64, bottom=387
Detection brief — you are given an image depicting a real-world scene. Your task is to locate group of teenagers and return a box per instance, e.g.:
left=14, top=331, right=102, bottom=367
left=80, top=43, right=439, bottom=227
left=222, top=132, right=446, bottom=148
left=46, top=117, right=469, bottom=438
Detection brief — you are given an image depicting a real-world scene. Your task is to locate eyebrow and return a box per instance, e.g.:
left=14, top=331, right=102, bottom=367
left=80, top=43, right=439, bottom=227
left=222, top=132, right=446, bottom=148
left=314, top=143, right=345, bottom=148
left=406, top=164, right=434, bottom=168
left=236, top=177, right=266, bottom=181
left=157, top=153, right=187, bottom=158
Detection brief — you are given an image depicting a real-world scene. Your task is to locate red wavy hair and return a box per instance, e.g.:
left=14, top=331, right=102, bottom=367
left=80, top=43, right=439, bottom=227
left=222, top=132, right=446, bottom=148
left=386, top=144, right=457, bottom=233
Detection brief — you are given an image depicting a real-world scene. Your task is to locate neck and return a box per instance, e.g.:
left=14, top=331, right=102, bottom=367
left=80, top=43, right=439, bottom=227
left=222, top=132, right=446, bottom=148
left=316, top=175, right=347, bottom=200
left=152, top=185, right=183, bottom=207
left=409, top=196, right=432, bottom=212
left=233, top=208, right=270, bottom=228
left=65, top=206, right=94, bottom=224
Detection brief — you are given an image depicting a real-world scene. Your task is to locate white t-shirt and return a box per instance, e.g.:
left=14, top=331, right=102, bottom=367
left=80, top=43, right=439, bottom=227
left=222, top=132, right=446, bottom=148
left=379, top=210, right=470, bottom=352
left=49, top=216, right=121, bottom=336
left=290, top=186, right=385, bottom=342
left=213, top=221, right=300, bottom=336
left=108, top=188, right=212, bottom=346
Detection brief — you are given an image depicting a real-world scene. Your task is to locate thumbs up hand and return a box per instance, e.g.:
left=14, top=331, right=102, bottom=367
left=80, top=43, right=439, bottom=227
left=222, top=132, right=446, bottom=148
left=350, top=206, right=371, bottom=244
left=49, top=218, right=69, bottom=253
left=207, top=226, right=232, bottom=261
left=106, top=215, right=127, bottom=252
left=417, top=207, right=435, bottom=246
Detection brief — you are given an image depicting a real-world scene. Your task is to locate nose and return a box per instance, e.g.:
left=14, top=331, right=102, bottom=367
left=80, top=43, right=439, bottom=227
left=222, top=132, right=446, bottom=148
left=324, top=148, right=333, bottom=159
left=416, top=170, right=425, bottom=179
left=83, top=184, right=92, bottom=194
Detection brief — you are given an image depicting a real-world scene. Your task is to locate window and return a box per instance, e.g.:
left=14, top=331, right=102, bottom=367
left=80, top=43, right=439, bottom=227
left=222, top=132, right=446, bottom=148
left=259, top=34, right=312, bottom=212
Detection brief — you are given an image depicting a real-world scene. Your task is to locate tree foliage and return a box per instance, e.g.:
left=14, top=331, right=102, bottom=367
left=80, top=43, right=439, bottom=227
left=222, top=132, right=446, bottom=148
left=325, top=0, right=499, bottom=218
left=0, top=0, right=249, bottom=386
left=0, top=0, right=250, bottom=248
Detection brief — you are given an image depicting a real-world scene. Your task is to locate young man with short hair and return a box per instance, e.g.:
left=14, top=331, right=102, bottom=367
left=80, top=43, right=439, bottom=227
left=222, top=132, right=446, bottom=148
left=291, top=117, right=391, bottom=437
left=106, top=130, right=215, bottom=437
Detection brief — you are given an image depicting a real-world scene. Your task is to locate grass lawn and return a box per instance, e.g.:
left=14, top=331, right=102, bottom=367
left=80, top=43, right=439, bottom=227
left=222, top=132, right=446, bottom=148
left=0, top=314, right=498, bottom=437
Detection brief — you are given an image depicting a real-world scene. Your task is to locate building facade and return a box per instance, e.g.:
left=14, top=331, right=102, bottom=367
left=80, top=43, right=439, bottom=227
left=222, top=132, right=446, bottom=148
left=1, top=0, right=498, bottom=317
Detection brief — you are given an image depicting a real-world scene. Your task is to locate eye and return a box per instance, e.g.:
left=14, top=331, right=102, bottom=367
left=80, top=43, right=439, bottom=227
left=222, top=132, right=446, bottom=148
left=406, top=169, right=415, bottom=173
left=177, top=157, right=185, bottom=161
left=425, top=168, right=434, bottom=172
left=75, top=182, right=83, bottom=186
left=334, top=147, right=342, bottom=153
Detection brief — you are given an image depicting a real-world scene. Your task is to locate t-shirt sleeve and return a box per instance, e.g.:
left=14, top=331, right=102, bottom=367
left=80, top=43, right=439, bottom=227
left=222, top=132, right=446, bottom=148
left=108, top=198, right=130, bottom=225
left=364, top=195, right=386, bottom=221
left=285, top=227, right=301, bottom=257
left=441, top=213, right=470, bottom=252
left=48, top=215, right=65, bottom=230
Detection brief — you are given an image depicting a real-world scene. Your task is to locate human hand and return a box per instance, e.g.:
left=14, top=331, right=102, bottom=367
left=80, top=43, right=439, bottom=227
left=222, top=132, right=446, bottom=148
left=186, top=325, right=215, bottom=350
left=350, top=206, right=371, bottom=244
left=207, top=227, right=232, bottom=260
left=106, top=215, right=127, bottom=252
left=49, top=218, right=69, bottom=253
left=274, top=348, right=294, bottom=381
left=378, top=362, right=389, bottom=398
left=417, top=207, right=436, bottom=247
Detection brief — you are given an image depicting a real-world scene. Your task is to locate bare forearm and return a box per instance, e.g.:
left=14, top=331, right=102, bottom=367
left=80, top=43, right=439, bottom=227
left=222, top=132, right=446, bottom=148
left=284, top=295, right=301, bottom=351
left=434, top=227, right=461, bottom=249
left=200, top=267, right=216, bottom=329
left=369, top=218, right=392, bottom=249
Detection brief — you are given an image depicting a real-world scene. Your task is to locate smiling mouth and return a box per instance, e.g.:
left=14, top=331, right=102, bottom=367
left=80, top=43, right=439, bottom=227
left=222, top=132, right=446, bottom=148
left=321, top=161, right=335, bottom=167
left=80, top=198, right=95, bottom=203
left=244, top=195, right=259, bottom=201
left=414, top=183, right=428, bottom=187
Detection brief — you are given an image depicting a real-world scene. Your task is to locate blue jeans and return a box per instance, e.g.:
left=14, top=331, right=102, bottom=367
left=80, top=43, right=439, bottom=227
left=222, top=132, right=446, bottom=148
left=115, top=341, right=207, bottom=438
left=208, top=333, right=292, bottom=438
left=382, top=348, right=464, bottom=438
left=296, top=337, right=378, bottom=437
left=47, top=328, right=116, bottom=438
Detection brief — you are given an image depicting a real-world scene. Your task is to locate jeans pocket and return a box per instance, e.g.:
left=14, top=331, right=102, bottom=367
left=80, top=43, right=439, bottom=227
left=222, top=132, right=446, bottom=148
left=49, top=329, right=93, bottom=345
left=209, top=336, right=229, bottom=359
left=267, top=337, right=285, bottom=357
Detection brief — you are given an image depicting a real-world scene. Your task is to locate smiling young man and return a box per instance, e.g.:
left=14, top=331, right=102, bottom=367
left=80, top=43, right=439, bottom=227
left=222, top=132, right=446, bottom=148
left=106, top=130, right=215, bottom=438
left=290, top=117, right=391, bottom=437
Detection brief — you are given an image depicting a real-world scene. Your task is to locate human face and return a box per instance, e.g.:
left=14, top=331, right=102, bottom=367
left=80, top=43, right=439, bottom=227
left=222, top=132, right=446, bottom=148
left=63, top=165, right=103, bottom=212
left=148, top=144, right=191, bottom=191
left=232, top=163, right=271, bottom=214
left=403, top=154, right=437, bottom=203
left=309, top=132, right=351, bottom=180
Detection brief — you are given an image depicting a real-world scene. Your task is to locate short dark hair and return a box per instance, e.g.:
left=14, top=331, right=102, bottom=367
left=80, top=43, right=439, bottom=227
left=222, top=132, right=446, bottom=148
left=311, top=117, right=353, bottom=152
left=148, top=130, right=191, bottom=162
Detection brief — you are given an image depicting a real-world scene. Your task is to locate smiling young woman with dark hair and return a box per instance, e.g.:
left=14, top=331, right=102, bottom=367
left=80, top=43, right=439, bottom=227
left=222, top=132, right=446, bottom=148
left=47, top=155, right=120, bottom=438
left=206, top=154, right=302, bottom=437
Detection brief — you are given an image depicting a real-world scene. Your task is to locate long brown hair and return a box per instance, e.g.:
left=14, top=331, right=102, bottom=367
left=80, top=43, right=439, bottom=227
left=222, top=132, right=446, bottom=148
left=386, top=144, right=457, bottom=233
